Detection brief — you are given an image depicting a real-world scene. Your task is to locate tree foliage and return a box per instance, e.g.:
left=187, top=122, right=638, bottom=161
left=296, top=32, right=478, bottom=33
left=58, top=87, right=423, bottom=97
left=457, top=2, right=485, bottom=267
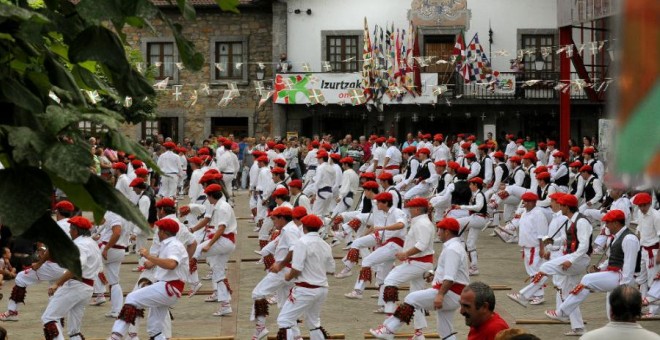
left=0, top=0, right=238, bottom=277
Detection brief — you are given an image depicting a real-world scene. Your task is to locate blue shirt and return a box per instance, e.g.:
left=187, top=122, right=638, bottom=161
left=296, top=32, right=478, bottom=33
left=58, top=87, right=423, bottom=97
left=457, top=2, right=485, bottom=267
left=238, top=142, right=247, bottom=161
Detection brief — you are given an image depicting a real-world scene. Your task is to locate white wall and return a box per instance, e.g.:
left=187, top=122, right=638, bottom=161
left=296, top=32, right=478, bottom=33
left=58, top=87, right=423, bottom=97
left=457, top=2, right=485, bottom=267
left=284, top=0, right=557, bottom=73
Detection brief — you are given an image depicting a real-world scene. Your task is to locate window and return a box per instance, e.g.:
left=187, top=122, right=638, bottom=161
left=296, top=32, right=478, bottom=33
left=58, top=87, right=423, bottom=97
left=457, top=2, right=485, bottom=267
left=78, top=121, right=108, bottom=138
left=147, top=42, right=175, bottom=80
left=327, top=36, right=359, bottom=72
left=521, top=34, right=555, bottom=73
left=142, top=120, right=159, bottom=139
left=215, top=41, right=243, bottom=79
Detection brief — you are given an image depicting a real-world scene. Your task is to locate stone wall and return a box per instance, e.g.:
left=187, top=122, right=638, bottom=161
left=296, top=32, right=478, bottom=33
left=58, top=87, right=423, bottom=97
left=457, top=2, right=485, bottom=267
left=122, top=6, right=274, bottom=143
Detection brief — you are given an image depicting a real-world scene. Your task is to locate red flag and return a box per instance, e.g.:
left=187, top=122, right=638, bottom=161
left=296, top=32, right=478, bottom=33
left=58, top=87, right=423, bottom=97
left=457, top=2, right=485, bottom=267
left=452, top=33, right=466, bottom=73
left=412, top=26, right=422, bottom=95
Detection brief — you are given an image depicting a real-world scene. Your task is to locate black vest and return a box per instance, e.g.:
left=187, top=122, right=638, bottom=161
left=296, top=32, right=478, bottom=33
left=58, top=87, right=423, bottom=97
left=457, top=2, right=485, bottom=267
left=570, top=177, right=579, bottom=194
left=436, top=172, right=447, bottom=194
left=360, top=193, right=372, bottom=213
left=451, top=180, right=472, bottom=205
left=588, top=159, right=600, bottom=178
left=415, top=159, right=431, bottom=180
left=469, top=191, right=488, bottom=215
left=564, top=213, right=593, bottom=256
left=608, top=228, right=641, bottom=272
left=404, top=158, right=418, bottom=180
left=537, top=184, right=550, bottom=201
left=555, top=163, right=570, bottom=186
left=583, top=177, right=597, bottom=202
left=478, top=156, right=490, bottom=179
left=497, top=163, right=509, bottom=184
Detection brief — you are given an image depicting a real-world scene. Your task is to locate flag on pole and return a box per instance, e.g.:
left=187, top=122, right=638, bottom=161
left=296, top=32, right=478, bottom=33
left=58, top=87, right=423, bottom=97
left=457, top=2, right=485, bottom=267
left=411, top=24, right=422, bottom=95
left=460, top=33, right=495, bottom=84
left=361, top=17, right=374, bottom=102
left=452, top=32, right=466, bottom=73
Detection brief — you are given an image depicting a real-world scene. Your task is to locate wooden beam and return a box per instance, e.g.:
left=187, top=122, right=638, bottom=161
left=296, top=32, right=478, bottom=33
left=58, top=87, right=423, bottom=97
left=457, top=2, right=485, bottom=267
left=89, top=337, right=234, bottom=340
left=124, top=259, right=207, bottom=265
left=490, top=285, right=512, bottom=291
left=268, top=335, right=344, bottom=339
left=364, top=333, right=440, bottom=339
left=639, top=316, right=660, bottom=321
left=365, top=286, right=409, bottom=291
left=104, top=290, right=215, bottom=298
left=515, top=319, right=587, bottom=325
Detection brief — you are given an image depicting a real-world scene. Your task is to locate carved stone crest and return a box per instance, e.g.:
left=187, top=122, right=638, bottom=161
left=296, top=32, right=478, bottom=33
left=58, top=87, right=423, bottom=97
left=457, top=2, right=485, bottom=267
left=408, top=0, right=470, bottom=28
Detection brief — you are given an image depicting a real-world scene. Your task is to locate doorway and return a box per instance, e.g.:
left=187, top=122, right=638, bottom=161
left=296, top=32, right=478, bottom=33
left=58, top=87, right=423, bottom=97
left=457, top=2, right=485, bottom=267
left=211, top=117, right=249, bottom=137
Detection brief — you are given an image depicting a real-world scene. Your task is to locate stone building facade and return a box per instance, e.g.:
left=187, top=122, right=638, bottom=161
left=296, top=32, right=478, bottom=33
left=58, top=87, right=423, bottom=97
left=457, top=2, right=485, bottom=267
left=121, top=1, right=275, bottom=144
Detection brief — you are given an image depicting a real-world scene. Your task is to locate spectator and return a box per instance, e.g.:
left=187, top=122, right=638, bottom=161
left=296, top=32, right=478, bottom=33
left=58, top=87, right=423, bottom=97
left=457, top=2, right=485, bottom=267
left=508, top=335, right=540, bottom=340
left=523, top=136, right=536, bottom=151
left=276, top=52, right=292, bottom=73
left=0, top=247, right=16, bottom=280
left=580, top=285, right=660, bottom=340
left=494, top=328, right=525, bottom=340
left=460, top=281, right=509, bottom=340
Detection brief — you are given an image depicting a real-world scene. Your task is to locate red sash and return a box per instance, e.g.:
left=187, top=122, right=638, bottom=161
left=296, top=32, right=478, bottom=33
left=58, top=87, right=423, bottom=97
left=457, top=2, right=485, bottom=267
left=165, top=280, right=185, bottom=297
left=384, top=237, right=405, bottom=247
left=81, top=278, right=94, bottom=287
left=295, top=282, right=321, bottom=289
left=385, top=165, right=400, bottom=170
left=100, top=241, right=126, bottom=250
left=522, top=247, right=536, bottom=265
left=408, top=254, right=434, bottom=263
left=433, top=282, right=466, bottom=295
left=643, top=243, right=659, bottom=268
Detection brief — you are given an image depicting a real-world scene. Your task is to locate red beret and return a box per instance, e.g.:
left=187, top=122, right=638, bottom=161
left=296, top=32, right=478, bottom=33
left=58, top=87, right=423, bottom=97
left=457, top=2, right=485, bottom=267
left=270, top=206, right=293, bottom=217
left=538, top=142, right=546, bottom=148
left=134, top=168, right=149, bottom=177
left=204, top=184, right=223, bottom=194
left=252, top=150, right=264, bottom=157
left=579, top=165, right=593, bottom=173
left=222, top=141, right=233, bottom=148
left=271, top=167, right=286, bottom=175
left=523, top=152, right=536, bottom=160
left=553, top=151, right=565, bottom=159
left=468, top=177, right=483, bottom=185
left=516, top=149, right=526, bottom=156
left=266, top=141, right=276, bottom=148
left=456, top=167, right=470, bottom=175
left=558, top=194, right=578, bottom=207
left=569, top=161, right=583, bottom=168
left=493, top=151, right=505, bottom=159
left=55, top=200, right=75, bottom=212
left=188, top=157, right=203, bottom=165
left=582, top=147, right=595, bottom=155
left=509, top=156, right=521, bottom=163
left=534, top=166, right=548, bottom=174
left=536, top=172, right=551, bottom=181
left=156, top=198, right=176, bottom=208
left=405, top=197, right=429, bottom=208
left=377, top=172, right=393, bottom=181
left=199, top=173, right=222, bottom=184
left=128, top=154, right=136, bottom=160
left=360, top=172, right=376, bottom=180
left=129, top=177, right=145, bottom=187
left=521, top=192, right=539, bottom=201
left=310, top=140, right=320, bottom=147
left=465, top=152, right=476, bottom=159
left=197, top=147, right=210, bottom=155
left=402, top=146, right=417, bottom=154
left=448, top=161, right=460, bottom=170
left=131, top=160, right=143, bottom=168
left=434, top=160, right=447, bottom=167
left=547, top=140, right=556, bottom=146
left=316, top=150, right=328, bottom=158
left=548, top=192, right=566, bottom=201
left=340, top=157, right=354, bottom=164
left=602, top=209, right=626, bottom=223
left=436, top=217, right=460, bottom=232
left=292, top=206, right=307, bottom=219
left=218, top=137, right=227, bottom=143
left=375, top=137, right=386, bottom=144
left=433, top=134, right=444, bottom=141
left=632, top=192, right=652, bottom=205
left=386, top=137, right=397, bottom=144
left=329, top=153, right=341, bottom=161
left=416, top=147, right=431, bottom=155
left=155, top=218, right=179, bottom=234
left=374, top=192, right=393, bottom=202
left=256, top=155, right=269, bottom=163
left=274, top=144, right=286, bottom=151
left=112, top=162, right=127, bottom=171
left=272, top=187, right=289, bottom=197
left=273, top=158, right=287, bottom=167
left=516, top=138, right=524, bottom=144
left=424, top=133, right=432, bottom=139
left=457, top=133, right=465, bottom=138
left=362, top=181, right=379, bottom=190
left=68, top=216, right=92, bottom=230
left=163, top=142, right=176, bottom=149
left=478, top=143, right=489, bottom=150
left=571, top=146, right=582, bottom=154
left=321, top=143, right=333, bottom=151
left=467, top=136, right=476, bottom=141
left=301, top=214, right=324, bottom=229
left=506, top=134, right=515, bottom=139
left=461, top=142, right=472, bottom=149
left=288, top=179, right=303, bottom=188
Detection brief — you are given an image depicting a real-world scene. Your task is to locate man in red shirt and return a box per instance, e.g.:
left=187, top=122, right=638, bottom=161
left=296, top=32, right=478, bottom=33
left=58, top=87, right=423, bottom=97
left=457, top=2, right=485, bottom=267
left=460, top=282, right=509, bottom=340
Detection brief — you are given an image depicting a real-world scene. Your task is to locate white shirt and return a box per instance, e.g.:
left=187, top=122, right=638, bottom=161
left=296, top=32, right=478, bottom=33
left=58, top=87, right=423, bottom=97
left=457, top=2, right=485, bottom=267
left=467, top=161, right=480, bottom=180
left=99, top=211, right=129, bottom=247
left=405, top=214, right=435, bottom=258
left=249, top=162, right=260, bottom=190
left=157, top=150, right=182, bottom=174
left=536, top=184, right=558, bottom=208
left=153, top=236, right=189, bottom=282
left=504, top=141, right=517, bottom=157
left=606, top=227, right=640, bottom=285
left=57, top=218, right=71, bottom=239
left=564, top=212, right=594, bottom=263
left=162, top=214, right=196, bottom=246
left=373, top=145, right=387, bottom=167
left=536, top=149, right=548, bottom=165
left=372, top=206, right=407, bottom=242
left=275, top=221, right=302, bottom=261
left=188, top=168, right=204, bottom=200
left=432, top=143, right=451, bottom=162
left=636, top=208, right=660, bottom=247
left=312, top=162, right=336, bottom=191
left=583, top=175, right=603, bottom=205
left=255, top=166, right=273, bottom=192
left=433, top=237, right=470, bottom=286
left=217, top=150, right=240, bottom=174
left=402, top=158, right=420, bottom=186
left=115, top=174, right=134, bottom=202
left=209, top=200, right=237, bottom=234
left=332, top=163, right=342, bottom=193
left=303, top=148, right=319, bottom=168
left=481, top=156, right=494, bottom=185
left=580, top=322, right=660, bottom=340
left=75, top=235, right=103, bottom=279
left=518, top=206, right=548, bottom=247
left=544, top=211, right=569, bottom=253
left=338, top=168, right=359, bottom=200
left=384, top=146, right=402, bottom=167
left=291, top=193, right=312, bottom=212
left=492, top=163, right=505, bottom=191
left=460, top=190, right=486, bottom=213
left=291, top=232, right=335, bottom=287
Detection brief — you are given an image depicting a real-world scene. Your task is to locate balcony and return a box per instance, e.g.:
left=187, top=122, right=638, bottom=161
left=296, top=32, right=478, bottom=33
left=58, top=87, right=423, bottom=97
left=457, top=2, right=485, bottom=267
left=441, top=71, right=601, bottom=101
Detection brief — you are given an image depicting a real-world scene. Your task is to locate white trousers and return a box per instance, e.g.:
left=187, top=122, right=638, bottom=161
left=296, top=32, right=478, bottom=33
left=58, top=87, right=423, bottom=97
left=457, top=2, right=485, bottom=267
left=277, top=286, right=328, bottom=340
left=222, top=175, right=235, bottom=197
left=404, top=183, right=431, bottom=200
left=353, top=242, right=402, bottom=291
left=159, top=174, right=178, bottom=198
left=383, top=288, right=460, bottom=340
left=111, top=281, right=180, bottom=340
left=558, top=270, right=622, bottom=319
left=194, top=237, right=235, bottom=302
left=41, top=280, right=93, bottom=340
left=521, top=247, right=544, bottom=298
left=251, top=269, right=293, bottom=318
left=382, top=260, right=434, bottom=328
left=9, top=262, right=65, bottom=312
left=457, top=215, right=487, bottom=268
left=95, top=247, right=125, bottom=314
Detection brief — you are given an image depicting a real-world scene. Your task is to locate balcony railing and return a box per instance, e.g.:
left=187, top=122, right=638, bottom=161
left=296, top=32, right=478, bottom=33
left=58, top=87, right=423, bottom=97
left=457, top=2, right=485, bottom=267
left=443, top=71, right=599, bottom=101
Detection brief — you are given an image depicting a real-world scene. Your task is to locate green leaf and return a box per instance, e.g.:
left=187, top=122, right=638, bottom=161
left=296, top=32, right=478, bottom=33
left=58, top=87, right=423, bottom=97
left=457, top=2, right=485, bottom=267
left=44, top=54, right=86, bottom=105
left=41, top=105, right=79, bottom=135
left=71, top=64, right=115, bottom=96
left=0, top=167, right=53, bottom=234
left=69, top=26, right=129, bottom=74
left=215, top=0, right=240, bottom=13
left=0, top=77, right=44, bottom=113
left=20, top=212, right=82, bottom=278
left=0, top=2, right=50, bottom=24
left=0, top=32, right=15, bottom=42
left=163, top=20, right=203, bottom=71
left=76, top=0, right=124, bottom=24
left=3, top=126, right=47, bottom=164
left=111, top=67, right=155, bottom=98
left=49, top=173, right=106, bottom=224
left=106, top=130, right=159, bottom=172
left=80, top=110, right=121, bottom=130
left=83, top=174, right=152, bottom=234
left=42, top=143, right=93, bottom=183
left=176, top=0, right=196, bottom=20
